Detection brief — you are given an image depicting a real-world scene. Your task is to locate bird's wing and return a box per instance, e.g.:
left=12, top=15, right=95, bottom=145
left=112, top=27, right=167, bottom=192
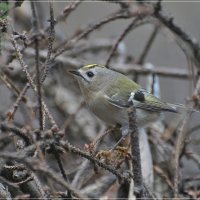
left=104, top=88, right=177, bottom=113
left=132, top=89, right=177, bottom=113
left=103, top=75, right=141, bottom=108
left=104, top=94, right=129, bottom=108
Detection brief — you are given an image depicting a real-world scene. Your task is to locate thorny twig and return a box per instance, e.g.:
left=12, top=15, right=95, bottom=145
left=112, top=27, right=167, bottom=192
left=13, top=1, right=82, bottom=63
left=61, top=140, right=132, bottom=182
left=0, top=122, right=32, bottom=146
left=50, top=143, right=68, bottom=181
left=40, top=2, right=55, bottom=84
left=0, top=122, right=131, bottom=182
left=30, top=1, right=44, bottom=131
left=71, top=128, right=116, bottom=189
left=31, top=172, right=47, bottom=199
left=9, top=26, right=57, bottom=127
left=10, top=29, right=37, bottom=92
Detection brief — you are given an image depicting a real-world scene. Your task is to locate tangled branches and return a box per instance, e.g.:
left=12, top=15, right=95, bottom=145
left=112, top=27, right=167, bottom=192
left=0, top=1, right=200, bottom=199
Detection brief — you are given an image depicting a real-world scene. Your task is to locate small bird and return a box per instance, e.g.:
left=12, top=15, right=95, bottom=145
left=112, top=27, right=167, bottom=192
left=69, top=64, right=181, bottom=147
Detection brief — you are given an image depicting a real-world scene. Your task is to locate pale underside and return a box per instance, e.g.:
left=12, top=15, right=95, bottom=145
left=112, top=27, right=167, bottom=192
left=87, top=91, right=160, bottom=135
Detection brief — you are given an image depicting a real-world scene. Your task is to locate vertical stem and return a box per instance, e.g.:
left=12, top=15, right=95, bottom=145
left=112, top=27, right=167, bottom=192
left=174, top=112, right=192, bottom=198
left=30, top=1, right=43, bottom=131
left=128, top=105, right=143, bottom=198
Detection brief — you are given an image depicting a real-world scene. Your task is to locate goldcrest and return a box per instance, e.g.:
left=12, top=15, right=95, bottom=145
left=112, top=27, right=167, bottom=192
left=70, top=64, right=180, bottom=145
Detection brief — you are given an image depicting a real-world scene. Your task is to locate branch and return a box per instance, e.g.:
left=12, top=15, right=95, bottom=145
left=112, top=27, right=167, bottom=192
left=52, top=9, right=131, bottom=59
left=0, top=122, right=32, bottom=146
left=0, top=122, right=131, bottom=183
left=173, top=112, right=192, bottom=198
left=128, top=105, right=155, bottom=199
left=45, top=0, right=82, bottom=33
left=40, top=1, right=55, bottom=84
left=30, top=1, right=44, bottom=131
left=153, top=4, right=200, bottom=68
left=60, top=140, right=131, bottom=182
left=114, top=63, right=191, bottom=79
left=106, top=18, right=141, bottom=67
left=8, top=29, right=57, bottom=127
left=137, top=25, right=159, bottom=64
left=36, top=166, right=87, bottom=200
left=3, top=42, right=191, bottom=79
left=128, top=105, right=143, bottom=198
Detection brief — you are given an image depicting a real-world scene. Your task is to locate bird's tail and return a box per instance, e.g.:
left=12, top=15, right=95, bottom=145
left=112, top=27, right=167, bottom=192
left=167, top=103, right=199, bottom=114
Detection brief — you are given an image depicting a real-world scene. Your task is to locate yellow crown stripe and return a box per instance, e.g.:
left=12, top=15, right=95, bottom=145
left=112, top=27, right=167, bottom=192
left=85, top=64, right=98, bottom=69
left=83, top=64, right=105, bottom=70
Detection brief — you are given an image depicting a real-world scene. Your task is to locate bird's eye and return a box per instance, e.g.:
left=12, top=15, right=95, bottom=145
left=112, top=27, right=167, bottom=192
left=86, top=71, right=94, bottom=78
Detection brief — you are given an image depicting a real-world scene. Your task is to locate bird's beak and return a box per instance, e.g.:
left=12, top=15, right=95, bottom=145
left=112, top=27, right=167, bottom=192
left=69, top=70, right=87, bottom=81
left=69, top=70, right=81, bottom=77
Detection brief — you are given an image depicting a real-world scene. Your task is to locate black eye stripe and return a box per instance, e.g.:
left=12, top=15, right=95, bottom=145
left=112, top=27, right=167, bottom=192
left=86, top=71, right=94, bottom=78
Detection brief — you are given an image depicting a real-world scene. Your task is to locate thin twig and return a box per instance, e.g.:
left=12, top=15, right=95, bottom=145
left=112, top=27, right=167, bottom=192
left=30, top=1, right=44, bottom=131
left=51, top=143, right=68, bottom=181
left=153, top=5, right=200, bottom=68
left=137, top=25, right=159, bottom=64
left=52, top=9, right=132, bottom=59
left=0, top=122, right=131, bottom=182
left=81, top=174, right=116, bottom=198
left=0, top=71, right=26, bottom=102
left=106, top=18, right=140, bottom=67
left=154, top=165, right=173, bottom=190
left=71, top=128, right=114, bottom=188
left=6, top=83, right=30, bottom=121
left=9, top=29, right=57, bottom=127
left=0, top=122, right=32, bottom=145
left=10, top=30, right=37, bottom=92
left=45, top=1, right=82, bottom=33
left=31, top=172, right=48, bottom=200
left=185, top=148, right=200, bottom=168
left=3, top=42, right=191, bottom=79
left=37, top=166, right=87, bottom=200
left=173, top=112, right=192, bottom=198
left=61, top=140, right=131, bottom=182
left=40, top=1, right=55, bottom=84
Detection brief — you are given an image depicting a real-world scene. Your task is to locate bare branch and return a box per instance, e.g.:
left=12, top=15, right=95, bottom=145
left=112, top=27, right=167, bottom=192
left=30, top=1, right=44, bottom=131
left=106, top=18, right=141, bottom=67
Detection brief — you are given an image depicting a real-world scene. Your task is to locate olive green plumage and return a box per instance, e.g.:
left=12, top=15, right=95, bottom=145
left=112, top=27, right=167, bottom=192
left=69, top=64, right=178, bottom=137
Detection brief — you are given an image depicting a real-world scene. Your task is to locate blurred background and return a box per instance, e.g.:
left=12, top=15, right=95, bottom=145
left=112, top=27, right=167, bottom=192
left=0, top=1, right=200, bottom=199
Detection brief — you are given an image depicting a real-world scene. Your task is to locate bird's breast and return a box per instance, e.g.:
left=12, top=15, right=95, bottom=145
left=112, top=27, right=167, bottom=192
left=87, top=93, right=128, bottom=126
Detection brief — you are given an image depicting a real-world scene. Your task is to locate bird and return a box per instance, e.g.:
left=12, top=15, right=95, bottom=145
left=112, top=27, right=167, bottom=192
left=69, top=64, right=186, bottom=147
